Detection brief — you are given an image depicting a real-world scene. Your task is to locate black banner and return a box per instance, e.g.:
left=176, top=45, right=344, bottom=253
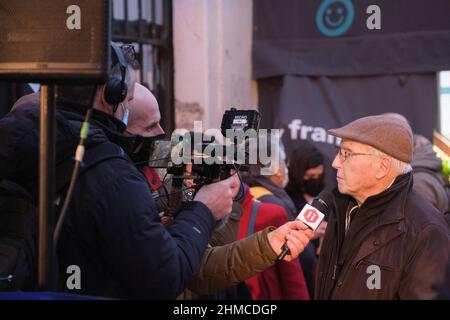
left=253, top=0, right=450, bottom=78
left=254, top=0, right=444, bottom=188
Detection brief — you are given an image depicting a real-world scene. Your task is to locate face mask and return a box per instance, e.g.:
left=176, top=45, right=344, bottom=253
left=120, top=103, right=129, bottom=126
left=303, top=176, right=324, bottom=197
left=122, top=108, right=129, bottom=126
left=130, top=134, right=165, bottom=165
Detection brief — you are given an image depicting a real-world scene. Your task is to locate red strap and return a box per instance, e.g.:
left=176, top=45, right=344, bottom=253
left=139, top=166, right=163, bottom=190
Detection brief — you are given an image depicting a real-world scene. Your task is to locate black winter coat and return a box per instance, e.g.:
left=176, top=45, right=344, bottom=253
left=316, top=173, right=450, bottom=300
left=0, top=98, right=216, bottom=299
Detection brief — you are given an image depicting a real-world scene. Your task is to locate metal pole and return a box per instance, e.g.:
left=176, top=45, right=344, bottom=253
left=38, top=84, right=55, bottom=290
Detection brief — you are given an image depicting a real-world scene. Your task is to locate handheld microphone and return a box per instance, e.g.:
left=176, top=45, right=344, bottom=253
left=277, top=191, right=333, bottom=261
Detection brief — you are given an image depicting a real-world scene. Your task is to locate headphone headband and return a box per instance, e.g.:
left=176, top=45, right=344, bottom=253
left=104, top=42, right=129, bottom=110
left=111, top=42, right=127, bottom=82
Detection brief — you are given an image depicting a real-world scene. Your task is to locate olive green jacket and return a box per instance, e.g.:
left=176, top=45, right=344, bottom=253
left=187, top=226, right=277, bottom=295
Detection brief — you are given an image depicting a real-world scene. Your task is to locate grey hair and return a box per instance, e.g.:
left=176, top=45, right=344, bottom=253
left=371, top=148, right=412, bottom=175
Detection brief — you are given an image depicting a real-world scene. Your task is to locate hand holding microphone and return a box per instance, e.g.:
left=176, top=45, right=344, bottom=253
left=267, top=220, right=313, bottom=262
left=276, top=191, right=333, bottom=261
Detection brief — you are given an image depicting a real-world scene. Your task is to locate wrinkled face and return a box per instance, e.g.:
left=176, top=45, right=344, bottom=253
left=332, top=140, right=381, bottom=200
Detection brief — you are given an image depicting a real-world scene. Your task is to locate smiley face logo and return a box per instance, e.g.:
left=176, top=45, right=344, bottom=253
left=316, top=0, right=354, bottom=37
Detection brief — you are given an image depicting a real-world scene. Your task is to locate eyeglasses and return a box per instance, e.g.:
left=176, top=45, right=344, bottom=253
left=335, top=147, right=381, bottom=162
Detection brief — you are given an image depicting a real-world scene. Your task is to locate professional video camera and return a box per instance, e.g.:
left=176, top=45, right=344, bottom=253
left=146, top=108, right=261, bottom=213
left=149, top=108, right=261, bottom=186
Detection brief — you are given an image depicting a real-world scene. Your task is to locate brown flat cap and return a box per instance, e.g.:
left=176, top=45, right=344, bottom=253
left=328, top=114, right=413, bottom=163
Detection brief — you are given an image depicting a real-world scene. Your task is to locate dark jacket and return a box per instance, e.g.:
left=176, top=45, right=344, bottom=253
left=412, top=143, right=449, bottom=213
left=0, top=98, right=216, bottom=299
left=316, top=173, right=450, bottom=300
left=188, top=226, right=278, bottom=295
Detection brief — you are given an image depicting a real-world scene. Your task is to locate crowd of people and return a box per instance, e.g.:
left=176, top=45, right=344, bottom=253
left=0, top=43, right=448, bottom=300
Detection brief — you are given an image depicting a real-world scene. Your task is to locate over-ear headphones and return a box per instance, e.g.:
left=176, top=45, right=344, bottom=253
left=104, top=42, right=128, bottom=111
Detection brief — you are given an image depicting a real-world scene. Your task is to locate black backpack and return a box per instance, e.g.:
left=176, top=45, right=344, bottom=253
left=0, top=142, right=126, bottom=291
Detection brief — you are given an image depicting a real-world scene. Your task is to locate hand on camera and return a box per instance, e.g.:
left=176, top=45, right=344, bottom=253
left=194, top=175, right=240, bottom=220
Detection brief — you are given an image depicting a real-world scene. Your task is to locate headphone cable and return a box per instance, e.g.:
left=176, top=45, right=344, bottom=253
left=54, top=87, right=96, bottom=245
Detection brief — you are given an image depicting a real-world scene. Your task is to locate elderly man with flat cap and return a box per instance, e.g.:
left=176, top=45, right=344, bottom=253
left=315, top=114, right=450, bottom=300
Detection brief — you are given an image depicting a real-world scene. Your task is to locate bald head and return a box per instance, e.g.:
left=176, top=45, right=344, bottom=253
left=127, top=83, right=164, bottom=137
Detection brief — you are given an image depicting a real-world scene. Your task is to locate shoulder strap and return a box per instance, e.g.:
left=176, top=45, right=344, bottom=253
left=249, top=186, right=273, bottom=200
left=247, top=199, right=261, bottom=236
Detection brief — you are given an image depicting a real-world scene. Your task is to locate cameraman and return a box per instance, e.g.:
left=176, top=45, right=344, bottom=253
left=127, top=83, right=315, bottom=298
left=0, top=43, right=239, bottom=299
